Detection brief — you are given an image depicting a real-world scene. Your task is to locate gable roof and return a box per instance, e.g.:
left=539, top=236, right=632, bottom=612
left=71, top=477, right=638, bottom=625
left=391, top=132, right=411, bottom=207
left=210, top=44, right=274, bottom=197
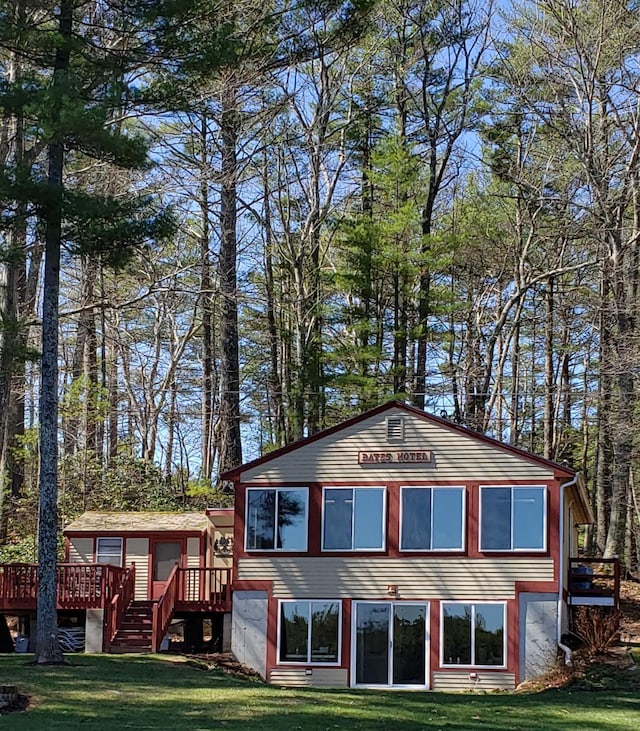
left=221, top=400, right=576, bottom=481
left=63, top=511, right=211, bottom=534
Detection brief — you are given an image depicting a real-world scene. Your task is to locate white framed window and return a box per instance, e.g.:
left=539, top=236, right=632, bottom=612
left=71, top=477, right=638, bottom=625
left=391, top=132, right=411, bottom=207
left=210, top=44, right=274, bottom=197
left=322, top=486, right=386, bottom=551
left=441, top=602, right=506, bottom=668
left=480, top=485, right=546, bottom=551
left=278, top=600, right=341, bottom=665
left=400, top=486, right=465, bottom=551
left=245, top=487, right=308, bottom=551
left=96, top=537, right=123, bottom=567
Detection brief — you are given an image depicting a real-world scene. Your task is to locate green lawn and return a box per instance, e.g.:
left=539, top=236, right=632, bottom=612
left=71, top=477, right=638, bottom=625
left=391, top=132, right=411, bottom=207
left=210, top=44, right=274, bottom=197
left=1, top=653, right=639, bottom=730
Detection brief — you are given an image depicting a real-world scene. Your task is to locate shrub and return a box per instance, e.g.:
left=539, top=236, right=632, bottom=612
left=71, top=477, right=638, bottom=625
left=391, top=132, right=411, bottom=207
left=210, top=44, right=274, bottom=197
left=573, top=606, right=620, bottom=655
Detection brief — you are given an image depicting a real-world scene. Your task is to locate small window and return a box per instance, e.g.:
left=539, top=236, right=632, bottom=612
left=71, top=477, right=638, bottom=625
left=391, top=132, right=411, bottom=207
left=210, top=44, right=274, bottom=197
left=480, top=486, right=546, bottom=551
left=441, top=602, right=505, bottom=668
left=322, top=487, right=385, bottom=551
left=96, top=537, right=123, bottom=567
left=401, top=487, right=464, bottom=550
left=279, top=600, right=341, bottom=665
left=245, top=488, right=308, bottom=551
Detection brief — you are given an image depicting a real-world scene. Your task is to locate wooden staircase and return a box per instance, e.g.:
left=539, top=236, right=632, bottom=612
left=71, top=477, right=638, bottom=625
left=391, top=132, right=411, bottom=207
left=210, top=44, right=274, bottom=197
left=104, top=564, right=231, bottom=653
left=108, top=600, right=154, bottom=653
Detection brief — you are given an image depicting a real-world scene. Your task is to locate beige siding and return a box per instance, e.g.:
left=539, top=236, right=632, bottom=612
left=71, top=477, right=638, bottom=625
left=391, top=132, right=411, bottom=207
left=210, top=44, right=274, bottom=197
left=186, top=536, right=201, bottom=596
left=125, top=537, right=149, bottom=600
left=432, top=671, right=515, bottom=692
left=237, top=557, right=555, bottom=599
left=186, top=537, right=200, bottom=567
left=240, top=408, right=555, bottom=484
left=269, top=667, right=348, bottom=688
left=68, top=537, right=93, bottom=563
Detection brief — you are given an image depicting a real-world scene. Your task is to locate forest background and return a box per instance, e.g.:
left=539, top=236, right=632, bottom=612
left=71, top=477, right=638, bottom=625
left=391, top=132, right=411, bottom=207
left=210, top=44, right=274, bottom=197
left=1, top=0, right=639, bottom=576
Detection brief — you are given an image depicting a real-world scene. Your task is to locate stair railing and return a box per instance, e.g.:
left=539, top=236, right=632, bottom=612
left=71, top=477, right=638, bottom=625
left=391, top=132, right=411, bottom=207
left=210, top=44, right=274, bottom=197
left=152, top=562, right=179, bottom=653
left=105, top=563, right=136, bottom=646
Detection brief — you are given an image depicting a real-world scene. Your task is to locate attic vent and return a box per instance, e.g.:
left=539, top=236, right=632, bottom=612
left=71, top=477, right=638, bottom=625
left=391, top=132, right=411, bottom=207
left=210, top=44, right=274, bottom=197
left=386, top=416, right=405, bottom=443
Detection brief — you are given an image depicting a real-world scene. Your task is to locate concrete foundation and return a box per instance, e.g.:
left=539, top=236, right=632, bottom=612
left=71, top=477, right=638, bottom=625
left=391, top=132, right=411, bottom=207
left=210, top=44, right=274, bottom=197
left=85, top=608, right=105, bottom=653
left=231, top=591, right=267, bottom=678
left=519, top=593, right=558, bottom=681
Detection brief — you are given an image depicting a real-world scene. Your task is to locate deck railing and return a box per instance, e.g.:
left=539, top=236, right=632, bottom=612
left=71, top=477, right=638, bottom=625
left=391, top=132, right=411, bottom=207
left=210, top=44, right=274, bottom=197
left=0, top=563, right=127, bottom=610
left=177, top=567, right=231, bottom=608
left=152, top=562, right=179, bottom=652
left=568, top=557, right=620, bottom=610
left=105, top=564, right=136, bottom=645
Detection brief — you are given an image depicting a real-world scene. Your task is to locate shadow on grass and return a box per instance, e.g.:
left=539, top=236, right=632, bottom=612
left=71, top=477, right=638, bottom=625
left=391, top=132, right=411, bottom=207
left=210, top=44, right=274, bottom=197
left=1, top=655, right=639, bottom=731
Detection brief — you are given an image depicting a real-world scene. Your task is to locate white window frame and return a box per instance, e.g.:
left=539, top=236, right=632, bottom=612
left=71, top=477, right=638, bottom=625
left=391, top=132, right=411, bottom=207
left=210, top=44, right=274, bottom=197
left=95, top=537, right=123, bottom=566
left=277, top=599, right=342, bottom=666
left=350, top=600, right=430, bottom=689
left=321, top=486, right=386, bottom=552
left=440, top=601, right=507, bottom=669
left=244, top=487, right=309, bottom=552
left=479, top=485, right=547, bottom=552
left=399, top=485, right=466, bottom=552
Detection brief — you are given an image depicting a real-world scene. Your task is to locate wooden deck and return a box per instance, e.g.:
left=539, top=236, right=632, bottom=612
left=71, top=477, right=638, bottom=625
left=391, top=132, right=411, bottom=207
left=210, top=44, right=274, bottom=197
left=0, top=563, right=232, bottom=614
left=568, top=557, right=620, bottom=610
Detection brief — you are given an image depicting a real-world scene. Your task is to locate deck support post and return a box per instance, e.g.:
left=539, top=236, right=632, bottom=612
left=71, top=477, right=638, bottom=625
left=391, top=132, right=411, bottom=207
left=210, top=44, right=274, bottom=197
left=85, top=609, right=104, bottom=653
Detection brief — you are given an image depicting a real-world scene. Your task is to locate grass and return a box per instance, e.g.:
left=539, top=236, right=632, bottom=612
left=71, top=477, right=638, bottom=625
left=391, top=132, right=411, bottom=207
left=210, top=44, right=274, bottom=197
left=1, top=652, right=639, bottom=731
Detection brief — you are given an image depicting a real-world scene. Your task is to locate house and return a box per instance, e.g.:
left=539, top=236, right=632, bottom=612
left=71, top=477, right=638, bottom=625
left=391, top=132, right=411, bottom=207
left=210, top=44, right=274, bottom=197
left=0, top=401, right=619, bottom=688
left=221, top=400, right=599, bottom=691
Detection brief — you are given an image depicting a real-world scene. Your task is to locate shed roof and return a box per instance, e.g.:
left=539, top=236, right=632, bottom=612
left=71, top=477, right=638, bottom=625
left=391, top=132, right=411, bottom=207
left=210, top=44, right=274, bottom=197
left=64, top=511, right=211, bottom=534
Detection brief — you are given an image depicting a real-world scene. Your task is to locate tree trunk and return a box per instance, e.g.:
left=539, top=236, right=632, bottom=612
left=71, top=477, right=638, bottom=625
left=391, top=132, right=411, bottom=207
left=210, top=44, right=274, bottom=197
left=543, top=278, right=554, bottom=460
left=199, top=112, right=216, bottom=483
left=35, top=0, right=72, bottom=664
left=262, top=153, right=286, bottom=447
left=215, top=76, right=242, bottom=481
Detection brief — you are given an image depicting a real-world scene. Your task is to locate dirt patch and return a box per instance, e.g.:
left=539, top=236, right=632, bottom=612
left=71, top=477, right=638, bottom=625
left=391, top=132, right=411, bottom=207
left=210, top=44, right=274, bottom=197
left=183, top=652, right=263, bottom=681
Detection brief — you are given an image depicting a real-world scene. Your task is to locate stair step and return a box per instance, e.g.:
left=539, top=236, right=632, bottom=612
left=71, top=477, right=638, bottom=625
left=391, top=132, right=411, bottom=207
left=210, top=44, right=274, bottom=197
left=116, top=627, right=153, bottom=637
left=107, top=598, right=163, bottom=653
left=112, top=635, right=152, bottom=644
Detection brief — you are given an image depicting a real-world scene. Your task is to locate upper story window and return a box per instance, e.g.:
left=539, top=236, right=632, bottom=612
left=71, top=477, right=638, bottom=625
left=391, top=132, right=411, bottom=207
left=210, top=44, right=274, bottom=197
left=401, top=486, right=465, bottom=551
left=480, top=486, right=546, bottom=551
left=96, top=537, right=123, bottom=566
left=322, top=487, right=385, bottom=551
left=245, top=487, right=308, bottom=551
left=441, top=602, right=506, bottom=668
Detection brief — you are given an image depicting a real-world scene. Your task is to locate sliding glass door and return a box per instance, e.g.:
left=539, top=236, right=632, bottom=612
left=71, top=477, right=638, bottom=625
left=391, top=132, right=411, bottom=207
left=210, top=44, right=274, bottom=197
left=352, top=601, right=429, bottom=689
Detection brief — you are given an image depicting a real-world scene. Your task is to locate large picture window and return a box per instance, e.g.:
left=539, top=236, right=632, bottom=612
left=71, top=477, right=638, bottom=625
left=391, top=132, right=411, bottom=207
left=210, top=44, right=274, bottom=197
left=96, top=537, right=123, bottom=566
left=279, top=600, right=341, bottom=664
left=441, top=602, right=505, bottom=667
left=245, top=488, right=308, bottom=551
left=322, top=487, right=385, bottom=550
left=480, top=486, right=546, bottom=551
left=400, top=487, right=464, bottom=550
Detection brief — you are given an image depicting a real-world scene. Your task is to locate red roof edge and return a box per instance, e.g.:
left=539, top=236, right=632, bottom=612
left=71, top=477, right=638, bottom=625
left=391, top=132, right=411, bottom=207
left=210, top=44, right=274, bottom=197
left=220, top=400, right=576, bottom=481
